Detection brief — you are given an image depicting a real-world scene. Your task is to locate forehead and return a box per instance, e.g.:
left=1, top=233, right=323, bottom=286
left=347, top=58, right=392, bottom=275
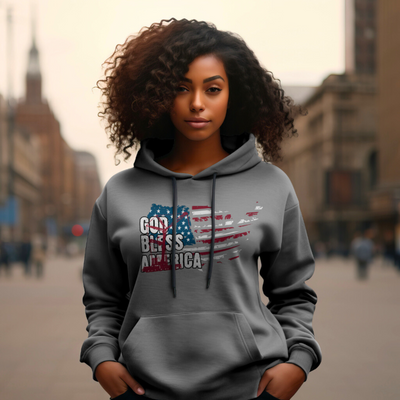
left=185, top=55, right=227, bottom=78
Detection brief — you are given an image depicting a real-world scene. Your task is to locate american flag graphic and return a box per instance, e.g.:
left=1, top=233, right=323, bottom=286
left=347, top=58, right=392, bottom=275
left=141, top=202, right=263, bottom=272
left=147, top=204, right=196, bottom=246
left=190, top=202, right=263, bottom=266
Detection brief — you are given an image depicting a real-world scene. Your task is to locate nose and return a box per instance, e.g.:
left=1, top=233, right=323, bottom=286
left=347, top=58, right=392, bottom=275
left=190, top=89, right=205, bottom=111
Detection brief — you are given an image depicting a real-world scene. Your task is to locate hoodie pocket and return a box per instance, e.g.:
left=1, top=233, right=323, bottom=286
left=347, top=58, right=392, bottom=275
left=121, top=311, right=263, bottom=396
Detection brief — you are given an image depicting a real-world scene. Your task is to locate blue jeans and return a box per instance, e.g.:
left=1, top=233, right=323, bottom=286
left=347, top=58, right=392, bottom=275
left=110, top=386, right=281, bottom=400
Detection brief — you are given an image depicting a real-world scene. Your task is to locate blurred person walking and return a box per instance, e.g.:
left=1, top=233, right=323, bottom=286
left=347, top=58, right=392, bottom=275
left=350, top=229, right=374, bottom=280
left=20, top=233, right=33, bottom=276
left=31, top=234, right=47, bottom=278
left=382, top=229, right=395, bottom=268
left=0, top=239, right=12, bottom=277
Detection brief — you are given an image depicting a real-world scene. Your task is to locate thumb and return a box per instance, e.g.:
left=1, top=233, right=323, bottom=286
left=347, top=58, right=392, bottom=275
left=257, top=369, right=273, bottom=397
left=123, top=373, right=146, bottom=395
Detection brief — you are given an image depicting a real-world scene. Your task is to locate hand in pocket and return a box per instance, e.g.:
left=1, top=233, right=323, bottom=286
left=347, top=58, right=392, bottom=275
left=95, top=361, right=146, bottom=398
left=257, top=363, right=306, bottom=400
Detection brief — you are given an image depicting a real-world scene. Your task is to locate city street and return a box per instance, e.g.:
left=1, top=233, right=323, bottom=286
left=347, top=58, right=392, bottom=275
left=0, top=254, right=399, bottom=400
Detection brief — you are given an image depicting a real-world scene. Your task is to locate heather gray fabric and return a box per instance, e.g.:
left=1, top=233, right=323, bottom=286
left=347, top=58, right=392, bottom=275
left=80, top=132, right=322, bottom=400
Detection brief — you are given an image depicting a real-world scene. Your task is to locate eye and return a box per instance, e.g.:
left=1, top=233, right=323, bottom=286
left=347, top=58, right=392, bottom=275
left=177, top=86, right=188, bottom=92
left=207, top=87, right=222, bottom=93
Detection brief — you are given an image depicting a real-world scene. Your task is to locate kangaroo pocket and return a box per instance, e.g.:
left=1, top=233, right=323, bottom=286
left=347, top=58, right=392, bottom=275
left=121, top=311, right=263, bottom=399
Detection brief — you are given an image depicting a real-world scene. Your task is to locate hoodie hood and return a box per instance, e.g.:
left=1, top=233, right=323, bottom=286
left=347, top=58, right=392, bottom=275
left=134, top=131, right=261, bottom=179
left=134, top=132, right=262, bottom=297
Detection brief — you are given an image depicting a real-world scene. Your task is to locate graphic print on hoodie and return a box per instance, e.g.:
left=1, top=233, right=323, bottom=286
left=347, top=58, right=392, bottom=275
left=140, top=200, right=262, bottom=273
left=79, top=132, right=322, bottom=400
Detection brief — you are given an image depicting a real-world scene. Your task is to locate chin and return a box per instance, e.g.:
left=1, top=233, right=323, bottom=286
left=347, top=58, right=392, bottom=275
left=177, top=128, right=220, bottom=142
left=186, top=132, right=213, bottom=141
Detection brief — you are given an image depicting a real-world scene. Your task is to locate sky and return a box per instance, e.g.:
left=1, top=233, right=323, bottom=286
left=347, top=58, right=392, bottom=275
left=0, top=0, right=345, bottom=187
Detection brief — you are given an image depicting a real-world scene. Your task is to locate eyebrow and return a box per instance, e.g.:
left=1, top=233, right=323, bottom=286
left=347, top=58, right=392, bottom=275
left=181, top=75, right=225, bottom=84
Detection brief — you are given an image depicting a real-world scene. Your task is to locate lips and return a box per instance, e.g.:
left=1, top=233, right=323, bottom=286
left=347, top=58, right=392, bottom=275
left=185, top=118, right=210, bottom=122
left=185, top=121, right=210, bottom=128
left=184, top=118, right=211, bottom=129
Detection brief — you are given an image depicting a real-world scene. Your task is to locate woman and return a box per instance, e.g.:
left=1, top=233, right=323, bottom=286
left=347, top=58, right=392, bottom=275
left=79, top=18, right=322, bottom=400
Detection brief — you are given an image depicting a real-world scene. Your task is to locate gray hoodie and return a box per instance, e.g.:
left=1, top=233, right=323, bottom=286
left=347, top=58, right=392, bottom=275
left=79, top=131, right=322, bottom=400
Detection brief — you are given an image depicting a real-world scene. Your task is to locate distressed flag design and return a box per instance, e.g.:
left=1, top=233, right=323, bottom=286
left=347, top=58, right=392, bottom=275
left=147, top=203, right=196, bottom=246
left=140, top=201, right=262, bottom=272
left=190, top=201, right=263, bottom=266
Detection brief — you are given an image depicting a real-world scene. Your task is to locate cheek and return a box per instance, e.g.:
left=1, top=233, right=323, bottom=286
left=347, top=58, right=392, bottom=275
left=215, top=96, right=229, bottom=118
left=170, top=100, right=184, bottom=118
left=170, top=106, right=178, bottom=120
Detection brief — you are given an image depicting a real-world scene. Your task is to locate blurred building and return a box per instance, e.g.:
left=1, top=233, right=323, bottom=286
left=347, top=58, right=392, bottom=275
left=276, top=0, right=380, bottom=254
left=276, top=0, right=400, bottom=258
left=1, top=17, right=102, bottom=252
left=0, top=94, right=9, bottom=205
left=345, top=0, right=377, bottom=74
left=74, top=151, right=101, bottom=225
left=71, top=151, right=102, bottom=251
left=0, top=93, right=42, bottom=242
left=369, top=0, right=400, bottom=255
left=15, top=28, right=76, bottom=249
left=279, top=75, right=376, bottom=252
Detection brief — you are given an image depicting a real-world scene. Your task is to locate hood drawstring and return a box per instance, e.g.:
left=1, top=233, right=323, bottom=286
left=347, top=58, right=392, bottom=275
left=171, top=176, right=178, bottom=298
left=170, top=172, right=217, bottom=298
left=207, top=172, right=217, bottom=290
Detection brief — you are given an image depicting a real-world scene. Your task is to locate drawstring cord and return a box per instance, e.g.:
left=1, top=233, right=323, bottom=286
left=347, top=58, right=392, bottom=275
left=207, top=173, right=217, bottom=289
left=170, top=173, right=217, bottom=298
left=171, top=177, right=177, bottom=298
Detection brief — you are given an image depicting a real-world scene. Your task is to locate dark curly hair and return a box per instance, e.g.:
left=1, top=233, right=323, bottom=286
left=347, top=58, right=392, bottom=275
left=95, top=18, right=307, bottom=165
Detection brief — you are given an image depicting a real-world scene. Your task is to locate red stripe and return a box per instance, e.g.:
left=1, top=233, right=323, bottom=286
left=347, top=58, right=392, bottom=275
left=197, top=227, right=234, bottom=233
left=197, top=231, right=250, bottom=244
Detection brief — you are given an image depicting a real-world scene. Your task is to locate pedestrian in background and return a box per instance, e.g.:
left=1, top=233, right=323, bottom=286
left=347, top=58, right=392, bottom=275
left=31, top=234, right=47, bottom=278
left=350, top=229, right=375, bottom=280
left=0, top=239, right=11, bottom=277
left=20, top=233, right=33, bottom=276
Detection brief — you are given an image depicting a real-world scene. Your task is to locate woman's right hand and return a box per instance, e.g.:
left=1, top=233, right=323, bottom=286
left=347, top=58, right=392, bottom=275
left=95, top=361, right=146, bottom=398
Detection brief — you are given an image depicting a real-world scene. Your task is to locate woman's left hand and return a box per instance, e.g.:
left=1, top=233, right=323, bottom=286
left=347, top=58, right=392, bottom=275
left=256, top=363, right=306, bottom=400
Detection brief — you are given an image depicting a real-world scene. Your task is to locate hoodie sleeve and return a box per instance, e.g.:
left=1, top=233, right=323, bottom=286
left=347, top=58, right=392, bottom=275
left=79, top=194, right=130, bottom=382
left=259, top=202, right=322, bottom=382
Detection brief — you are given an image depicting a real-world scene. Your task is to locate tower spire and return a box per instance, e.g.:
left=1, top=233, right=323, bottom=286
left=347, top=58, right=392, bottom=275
left=27, top=3, right=41, bottom=78
left=26, top=2, right=42, bottom=103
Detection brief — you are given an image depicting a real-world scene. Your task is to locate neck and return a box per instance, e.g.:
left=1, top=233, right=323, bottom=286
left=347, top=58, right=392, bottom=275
left=156, top=129, right=230, bottom=175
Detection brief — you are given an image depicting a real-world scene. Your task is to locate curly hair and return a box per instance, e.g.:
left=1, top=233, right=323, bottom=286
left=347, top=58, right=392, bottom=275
left=95, top=17, right=307, bottom=165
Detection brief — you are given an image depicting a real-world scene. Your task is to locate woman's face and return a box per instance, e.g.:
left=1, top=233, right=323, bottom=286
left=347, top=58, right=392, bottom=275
left=170, top=54, right=229, bottom=141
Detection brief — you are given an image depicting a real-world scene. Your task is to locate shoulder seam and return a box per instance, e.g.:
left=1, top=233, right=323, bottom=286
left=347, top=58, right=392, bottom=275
left=284, top=202, right=299, bottom=212
left=95, top=199, right=107, bottom=221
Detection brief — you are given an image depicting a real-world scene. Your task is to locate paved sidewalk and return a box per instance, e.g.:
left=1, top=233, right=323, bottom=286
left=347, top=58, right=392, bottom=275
left=0, top=255, right=399, bottom=400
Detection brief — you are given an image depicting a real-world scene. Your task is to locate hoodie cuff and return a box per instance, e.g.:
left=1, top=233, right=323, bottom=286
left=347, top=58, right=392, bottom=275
left=85, top=344, right=120, bottom=382
left=286, top=347, right=315, bottom=382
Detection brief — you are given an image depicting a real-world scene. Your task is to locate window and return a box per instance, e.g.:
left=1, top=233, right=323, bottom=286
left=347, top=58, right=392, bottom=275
left=325, top=170, right=363, bottom=206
